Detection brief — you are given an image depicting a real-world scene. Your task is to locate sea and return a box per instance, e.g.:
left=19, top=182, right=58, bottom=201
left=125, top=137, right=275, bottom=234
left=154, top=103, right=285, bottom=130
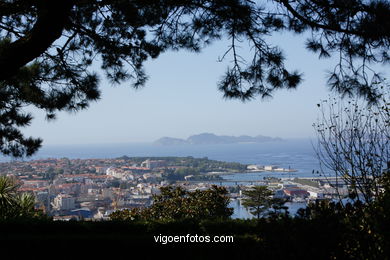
left=1, top=138, right=327, bottom=218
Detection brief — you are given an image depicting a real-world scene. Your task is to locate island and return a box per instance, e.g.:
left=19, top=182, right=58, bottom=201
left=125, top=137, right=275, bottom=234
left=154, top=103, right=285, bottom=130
left=154, top=133, right=283, bottom=145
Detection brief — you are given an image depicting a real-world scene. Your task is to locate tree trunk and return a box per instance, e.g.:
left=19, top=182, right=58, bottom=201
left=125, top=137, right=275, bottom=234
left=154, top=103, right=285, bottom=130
left=0, top=0, right=74, bottom=81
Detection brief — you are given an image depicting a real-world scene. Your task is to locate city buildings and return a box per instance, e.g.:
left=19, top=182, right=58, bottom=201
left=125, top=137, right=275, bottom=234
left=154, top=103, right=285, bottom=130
left=53, top=194, right=76, bottom=211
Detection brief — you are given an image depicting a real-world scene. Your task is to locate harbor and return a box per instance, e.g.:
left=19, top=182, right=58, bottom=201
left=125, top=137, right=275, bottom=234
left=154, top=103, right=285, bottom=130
left=180, top=164, right=346, bottom=219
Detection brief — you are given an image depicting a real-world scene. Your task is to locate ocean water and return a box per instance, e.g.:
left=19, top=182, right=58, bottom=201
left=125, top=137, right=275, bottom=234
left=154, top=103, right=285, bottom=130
left=229, top=200, right=307, bottom=219
left=2, top=138, right=324, bottom=218
left=15, top=138, right=323, bottom=176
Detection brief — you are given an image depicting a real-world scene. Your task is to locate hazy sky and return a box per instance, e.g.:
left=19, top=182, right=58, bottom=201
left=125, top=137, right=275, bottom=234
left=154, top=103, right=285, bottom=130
left=23, top=32, right=338, bottom=145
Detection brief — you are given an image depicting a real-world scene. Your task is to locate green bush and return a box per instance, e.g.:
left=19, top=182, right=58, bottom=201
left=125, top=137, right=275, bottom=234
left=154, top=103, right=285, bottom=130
left=110, top=185, right=233, bottom=221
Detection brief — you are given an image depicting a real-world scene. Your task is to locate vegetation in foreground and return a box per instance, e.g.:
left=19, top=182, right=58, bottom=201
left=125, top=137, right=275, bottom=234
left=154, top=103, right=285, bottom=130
left=1, top=96, right=389, bottom=259
left=0, top=176, right=46, bottom=220
left=1, top=173, right=389, bottom=259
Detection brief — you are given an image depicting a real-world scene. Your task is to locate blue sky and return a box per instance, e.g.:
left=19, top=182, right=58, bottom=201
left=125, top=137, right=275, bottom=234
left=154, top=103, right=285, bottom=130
left=23, top=32, right=337, bottom=145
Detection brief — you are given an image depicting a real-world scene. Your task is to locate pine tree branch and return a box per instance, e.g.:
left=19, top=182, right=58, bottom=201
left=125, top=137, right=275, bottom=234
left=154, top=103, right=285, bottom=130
left=0, top=0, right=74, bottom=81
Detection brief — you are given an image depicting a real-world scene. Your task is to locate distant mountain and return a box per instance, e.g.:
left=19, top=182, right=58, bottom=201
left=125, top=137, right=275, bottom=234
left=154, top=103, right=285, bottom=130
left=154, top=133, right=283, bottom=145
left=154, top=137, right=189, bottom=146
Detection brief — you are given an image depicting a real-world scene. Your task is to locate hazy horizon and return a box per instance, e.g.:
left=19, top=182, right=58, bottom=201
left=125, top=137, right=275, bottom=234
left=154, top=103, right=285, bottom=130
left=39, top=135, right=315, bottom=147
left=14, top=138, right=318, bottom=165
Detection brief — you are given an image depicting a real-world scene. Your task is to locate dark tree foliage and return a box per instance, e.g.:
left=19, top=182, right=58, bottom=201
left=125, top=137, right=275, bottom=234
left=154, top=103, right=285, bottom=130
left=242, top=185, right=287, bottom=218
left=0, top=175, right=46, bottom=220
left=109, top=185, right=233, bottom=221
left=1, top=0, right=390, bottom=157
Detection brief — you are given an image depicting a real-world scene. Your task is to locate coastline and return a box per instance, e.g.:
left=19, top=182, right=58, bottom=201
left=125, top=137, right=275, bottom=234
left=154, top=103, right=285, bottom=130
left=206, top=168, right=298, bottom=176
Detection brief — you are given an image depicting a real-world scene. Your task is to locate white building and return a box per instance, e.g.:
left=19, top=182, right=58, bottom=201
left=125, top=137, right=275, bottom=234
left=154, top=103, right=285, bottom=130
left=141, top=159, right=166, bottom=169
left=93, top=207, right=106, bottom=220
left=184, top=175, right=194, bottom=181
left=52, top=194, right=75, bottom=211
left=106, top=167, right=134, bottom=180
left=247, top=165, right=264, bottom=171
left=106, top=167, right=121, bottom=178
left=264, top=165, right=278, bottom=171
left=307, top=190, right=324, bottom=199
